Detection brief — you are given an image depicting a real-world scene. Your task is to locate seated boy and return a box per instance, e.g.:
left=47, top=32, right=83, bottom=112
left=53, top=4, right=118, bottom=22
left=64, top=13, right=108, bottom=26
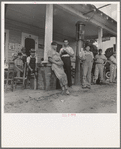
left=27, top=49, right=38, bottom=79
left=14, top=52, right=23, bottom=77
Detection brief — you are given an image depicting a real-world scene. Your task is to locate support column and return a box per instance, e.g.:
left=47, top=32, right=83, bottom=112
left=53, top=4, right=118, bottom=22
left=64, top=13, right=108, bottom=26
left=43, top=4, right=53, bottom=63
left=115, top=36, right=117, bottom=52
left=74, top=21, right=85, bottom=85
left=114, top=36, right=117, bottom=59
left=98, top=27, right=103, bottom=49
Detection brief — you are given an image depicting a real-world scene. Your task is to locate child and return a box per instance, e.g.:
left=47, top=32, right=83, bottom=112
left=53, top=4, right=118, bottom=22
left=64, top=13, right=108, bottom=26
left=27, top=49, right=38, bottom=79
left=14, top=52, right=23, bottom=77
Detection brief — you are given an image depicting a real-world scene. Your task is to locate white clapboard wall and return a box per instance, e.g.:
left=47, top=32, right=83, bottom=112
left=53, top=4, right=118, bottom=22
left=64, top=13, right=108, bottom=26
left=8, top=43, right=22, bottom=61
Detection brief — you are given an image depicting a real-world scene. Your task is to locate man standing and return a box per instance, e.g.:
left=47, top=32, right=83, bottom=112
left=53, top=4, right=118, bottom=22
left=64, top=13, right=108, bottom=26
left=79, top=45, right=94, bottom=89
left=59, top=39, right=74, bottom=87
left=109, top=51, right=117, bottom=83
left=93, top=49, right=107, bottom=84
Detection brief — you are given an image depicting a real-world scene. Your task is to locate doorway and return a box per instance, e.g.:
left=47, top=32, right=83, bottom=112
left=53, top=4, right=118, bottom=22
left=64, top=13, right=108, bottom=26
left=21, top=32, right=38, bottom=56
left=25, top=38, right=35, bottom=56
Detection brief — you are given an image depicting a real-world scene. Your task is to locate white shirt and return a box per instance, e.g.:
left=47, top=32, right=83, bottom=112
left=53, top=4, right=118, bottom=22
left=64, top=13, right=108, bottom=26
left=27, top=55, right=38, bottom=64
left=79, top=50, right=94, bottom=60
left=59, top=45, right=74, bottom=57
left=109, top=55, right=116, bottom=65
left=95, top=54, right=107, bottom=64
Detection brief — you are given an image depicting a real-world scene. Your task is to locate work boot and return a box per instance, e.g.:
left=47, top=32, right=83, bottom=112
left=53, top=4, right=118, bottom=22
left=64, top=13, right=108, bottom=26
left=66, top=90, right=70, bottom=95
left=100, top=81, right=106, bottom=85
left=87, top=85, right=91, bottom=89
left=82, top=86, right=87, bottom=89
left=93, top=79, right=96, bottom=84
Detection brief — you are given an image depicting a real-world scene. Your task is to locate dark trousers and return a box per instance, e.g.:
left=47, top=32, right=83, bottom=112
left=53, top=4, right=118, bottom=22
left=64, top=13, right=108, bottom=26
left=61, top=57, right=72, bottom=87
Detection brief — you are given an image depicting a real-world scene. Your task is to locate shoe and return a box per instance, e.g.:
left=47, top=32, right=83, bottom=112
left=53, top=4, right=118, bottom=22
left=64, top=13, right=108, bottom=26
left=66, top=90, right=70, bottom=95
left=68, top=85, right=72, bottom=88
left=82, top=86, right=87, bottom=89
left=69, top=86, right=73, bottom=90
left=87, top=86, right=91, bottom=89
left=61, top=90, right=65, bottom=95
left=93, top=82, right=96, bottom=85
left=93, top=79, right=96, bottom=84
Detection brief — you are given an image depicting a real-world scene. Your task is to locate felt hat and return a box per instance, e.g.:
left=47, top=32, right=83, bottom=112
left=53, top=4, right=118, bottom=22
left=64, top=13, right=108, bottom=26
left=51, top=42, right=57, bottom=46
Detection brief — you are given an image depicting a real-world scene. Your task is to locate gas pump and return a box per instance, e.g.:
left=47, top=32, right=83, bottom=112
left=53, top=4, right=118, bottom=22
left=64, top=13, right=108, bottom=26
left=74, top=21, right=85, bottom=85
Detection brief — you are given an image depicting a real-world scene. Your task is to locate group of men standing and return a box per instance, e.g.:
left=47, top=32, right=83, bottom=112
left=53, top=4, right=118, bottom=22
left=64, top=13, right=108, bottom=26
left=12, top=39, right=117, bottom=89
left=59, top=39, right=117, bottom=89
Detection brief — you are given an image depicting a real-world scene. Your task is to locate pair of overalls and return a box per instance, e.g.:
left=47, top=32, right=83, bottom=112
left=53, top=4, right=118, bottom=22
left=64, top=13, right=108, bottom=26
left=94, top=55, right=105, bottom=82
left=28, top=57, right=36, bottom=79
left=109, top=55, right=117, bottom=82
left=82, top=52, right=93, bottom=88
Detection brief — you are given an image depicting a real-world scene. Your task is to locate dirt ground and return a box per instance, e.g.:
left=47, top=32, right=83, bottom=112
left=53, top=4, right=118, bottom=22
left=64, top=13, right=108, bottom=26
left=4, top=83, right=117, bottom=113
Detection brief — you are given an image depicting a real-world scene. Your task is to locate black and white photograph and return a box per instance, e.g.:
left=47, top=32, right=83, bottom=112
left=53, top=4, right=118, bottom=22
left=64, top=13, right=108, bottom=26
left=1, top=1, right=120, bottom=148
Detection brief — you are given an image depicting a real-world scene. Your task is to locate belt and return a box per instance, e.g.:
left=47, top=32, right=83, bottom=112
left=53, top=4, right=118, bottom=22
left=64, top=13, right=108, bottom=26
left=62, top=54, right=70, bottom=57
left=96, top=63, right=103, bottom=64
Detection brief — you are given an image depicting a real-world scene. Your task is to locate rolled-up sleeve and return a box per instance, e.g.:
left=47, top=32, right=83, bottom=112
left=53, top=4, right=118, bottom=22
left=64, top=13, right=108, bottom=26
left=27, top=57, right=30, bottom=64
left=103, top=55, right=107, bottom=60
left=36, top=57, right=38, bottom=63
left=110, top=56, right=116, bottom=64
left=59, top=48, right=63, bottom=55
left=79, top=52, right=83, bottom=58
left=91, top=52, right=94, bottom=59
left=69, top=47, right=74, bottom=55
left=79, top=51, right=85, bottom=58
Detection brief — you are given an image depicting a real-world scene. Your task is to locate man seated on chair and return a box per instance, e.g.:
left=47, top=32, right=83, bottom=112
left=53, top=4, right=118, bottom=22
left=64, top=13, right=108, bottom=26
left=12, top=52, right=18, bottom=61
left=14, top=52, right=23, bottom=77
left=27, top=49, right=38, bottom=80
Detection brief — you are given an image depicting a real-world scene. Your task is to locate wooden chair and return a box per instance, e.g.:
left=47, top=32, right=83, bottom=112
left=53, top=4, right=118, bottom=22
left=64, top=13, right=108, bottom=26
left=4, top=61, right=16, bottom=91
left=14, top=62, right=27, bottom=90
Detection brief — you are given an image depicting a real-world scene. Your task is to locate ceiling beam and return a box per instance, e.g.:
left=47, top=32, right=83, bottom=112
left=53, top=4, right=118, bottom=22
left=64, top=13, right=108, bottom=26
left=56, top=4, right=117, bottom=36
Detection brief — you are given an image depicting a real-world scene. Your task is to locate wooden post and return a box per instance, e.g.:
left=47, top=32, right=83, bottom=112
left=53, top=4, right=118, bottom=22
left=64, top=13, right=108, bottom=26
left=43, top=4, right=53, bottom=63
left=115, top=36, right=117, bottom=52
left=5, top=4, right=8, bottom=16
left=98, top=27, right=103, bottom=49
left=74, top=21, right=85, bottom=85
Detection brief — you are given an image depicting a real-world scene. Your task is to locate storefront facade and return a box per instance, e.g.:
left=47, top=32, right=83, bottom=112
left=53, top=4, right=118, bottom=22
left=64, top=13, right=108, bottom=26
left=4, top=4, right=117, bottom=89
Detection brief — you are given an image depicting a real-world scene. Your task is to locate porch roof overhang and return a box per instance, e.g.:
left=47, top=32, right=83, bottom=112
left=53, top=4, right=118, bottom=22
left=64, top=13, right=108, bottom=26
left=5, top=4, right=117, bottom=42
